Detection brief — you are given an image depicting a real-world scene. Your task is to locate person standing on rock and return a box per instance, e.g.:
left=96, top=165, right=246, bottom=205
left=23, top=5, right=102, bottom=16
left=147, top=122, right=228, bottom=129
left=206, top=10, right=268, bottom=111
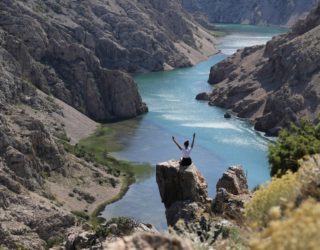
left=172, top=133, right=196, bottom=166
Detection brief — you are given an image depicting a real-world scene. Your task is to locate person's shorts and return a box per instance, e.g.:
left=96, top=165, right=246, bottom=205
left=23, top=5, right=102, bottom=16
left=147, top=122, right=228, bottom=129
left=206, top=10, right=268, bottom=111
left=180, top=157, right=192, bottom=166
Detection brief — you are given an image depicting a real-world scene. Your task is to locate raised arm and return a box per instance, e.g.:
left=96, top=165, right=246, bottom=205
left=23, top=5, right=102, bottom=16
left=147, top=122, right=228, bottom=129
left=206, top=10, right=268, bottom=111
left=191, top=133, right=196, bottom=148
left=172, top=136, right=182, bottom=150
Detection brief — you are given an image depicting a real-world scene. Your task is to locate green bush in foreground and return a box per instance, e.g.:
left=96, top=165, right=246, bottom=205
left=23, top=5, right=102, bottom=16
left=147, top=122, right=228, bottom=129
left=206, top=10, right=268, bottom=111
left=268, top=120, right=320, bottom=176
left=245, top=171, right=300, bottom=228
left=94, top=217, right=139, bottom=238
left=250, top=199, right=320, bottom=250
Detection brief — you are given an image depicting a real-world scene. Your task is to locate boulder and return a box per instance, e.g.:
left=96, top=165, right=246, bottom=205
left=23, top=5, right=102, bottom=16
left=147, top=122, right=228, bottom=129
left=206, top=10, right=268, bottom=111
left=195, top=92, right=210, bottom=101
left=156, top=160, right=209, bottom=226
left=156, top=160, right=208, bottom=209
left=212, top=166, right=251, bottom=223
left=103, top=233, right=194, bottom=250
left=65, top=222, right=158, bottom=250
left=5, top=146, right=32, bottom=179
left=166, top=201, right=205, bottom=227
left=65, top=230, right=96, bottom=250
left=216, top=165, right=248, bottom=195
left=224, top=112, right=231, bottom=119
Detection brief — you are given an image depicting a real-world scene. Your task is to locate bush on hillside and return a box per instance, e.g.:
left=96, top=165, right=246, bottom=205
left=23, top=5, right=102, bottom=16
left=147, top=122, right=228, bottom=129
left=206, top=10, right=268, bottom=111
left=268, top=120, right=320, bottom=176
left=245, top=171, right=300, bottom=228
left=250, top=199, right=320, bottom=250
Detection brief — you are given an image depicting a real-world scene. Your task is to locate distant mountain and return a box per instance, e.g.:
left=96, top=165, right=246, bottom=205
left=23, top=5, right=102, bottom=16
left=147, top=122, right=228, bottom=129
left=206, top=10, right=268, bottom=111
left=181, top=0, right=318, bottom=27
left=204, top=3, right=320, bottom=136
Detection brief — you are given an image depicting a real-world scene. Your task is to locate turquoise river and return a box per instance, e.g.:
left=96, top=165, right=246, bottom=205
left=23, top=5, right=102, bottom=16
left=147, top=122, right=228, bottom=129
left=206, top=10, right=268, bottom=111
left=102, top=24, right=288, bottom=230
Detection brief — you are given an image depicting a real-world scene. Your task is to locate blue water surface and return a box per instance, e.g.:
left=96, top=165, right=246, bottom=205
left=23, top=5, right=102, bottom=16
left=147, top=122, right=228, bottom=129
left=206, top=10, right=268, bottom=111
left=102, top=25, right=286, bottom=230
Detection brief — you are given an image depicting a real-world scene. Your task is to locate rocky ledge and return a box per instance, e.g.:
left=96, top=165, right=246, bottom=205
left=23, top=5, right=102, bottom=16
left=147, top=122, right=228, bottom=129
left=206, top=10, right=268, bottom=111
left=156, top=160, right=250, bottom=226
left=156, top=160, right=210, bottom=226
left=212, top=166, right=251, bottom=223
left=202, top=3, right=320, bottom=136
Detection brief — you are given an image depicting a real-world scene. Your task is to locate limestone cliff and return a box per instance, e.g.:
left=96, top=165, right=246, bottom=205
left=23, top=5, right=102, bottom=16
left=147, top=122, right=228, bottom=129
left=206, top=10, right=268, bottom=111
left=0, top=0, right=217, bottom=121
left=0, top=87, right=132, bottom=249
left=156, top=160, right=210, bottom=226
left=203, top=4, right=320, bottom=136
left=156, top=160, right=251, bottom=249
left=181, top=0, right=318, bottom=27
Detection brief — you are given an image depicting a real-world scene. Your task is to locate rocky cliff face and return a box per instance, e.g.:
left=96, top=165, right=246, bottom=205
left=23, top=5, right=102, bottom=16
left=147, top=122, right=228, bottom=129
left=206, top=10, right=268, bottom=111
left=203, top=4, right=320, bottom=136
left=156, top=160, right=251, bottom=249
left=212, top=166, right=251, bottom=223
left=156, top=160, right=210, bottom=226
left=0, top=0, right=150, bottom=121
left=0, top=0, right=216, bottom=121
left=181, top=0, right=318, bottom=27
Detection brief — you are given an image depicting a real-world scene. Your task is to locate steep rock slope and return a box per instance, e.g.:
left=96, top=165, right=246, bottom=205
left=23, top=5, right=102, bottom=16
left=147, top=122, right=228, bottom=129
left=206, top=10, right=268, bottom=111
left=0, top=0, right=216, bottom=121
left=205, top=4, right=320, bottom=135
left=0, top=77, right=125, bottom=249
left=181, top=0, right=318, bottom=26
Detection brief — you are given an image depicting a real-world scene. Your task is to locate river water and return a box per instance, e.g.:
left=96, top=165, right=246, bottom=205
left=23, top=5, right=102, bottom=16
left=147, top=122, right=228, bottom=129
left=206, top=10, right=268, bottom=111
left=102, top=24, right=287, bottom=230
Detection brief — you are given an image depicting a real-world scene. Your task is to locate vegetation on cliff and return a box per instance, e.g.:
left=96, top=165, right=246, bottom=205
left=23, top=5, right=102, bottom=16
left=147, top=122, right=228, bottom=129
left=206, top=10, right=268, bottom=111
left=246, top=154, right=320, bottom=250
left=269, top=120, right=320, bottom=176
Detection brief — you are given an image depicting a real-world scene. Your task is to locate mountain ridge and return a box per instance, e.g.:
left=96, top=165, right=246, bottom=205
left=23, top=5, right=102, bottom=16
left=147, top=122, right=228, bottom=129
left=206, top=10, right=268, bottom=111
left=204, top=3, right=320, bottom=136
left=181, top=0, right=318, bottom=27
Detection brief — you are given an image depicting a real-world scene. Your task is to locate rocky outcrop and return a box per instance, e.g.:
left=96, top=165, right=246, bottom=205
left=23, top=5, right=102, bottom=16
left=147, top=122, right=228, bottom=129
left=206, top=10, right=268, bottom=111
left=212, top=166, right=251, bottom=223
left=216, top=166, right=249, bottom=195
left=155, top=161, right=250, bottom=248
left=181, top=0, right=318, bottom=27
left=0, top=0, right=219, bottom=121
left=195, top=92, right=210, bottom=101
left=203, top=3, right=320, bottom=136
left=0, top=84, right=124, bottom=248
left=65, top=222, right=158, bottom=250
left=104, top=233, right=194, bottom=250
left=156, top=160, right=208, bottom=208
left=0, top=0, right=149, bottom=121
left=156, top=160, right=210, bottom=226
left=0, top=180, right=75, bottom=249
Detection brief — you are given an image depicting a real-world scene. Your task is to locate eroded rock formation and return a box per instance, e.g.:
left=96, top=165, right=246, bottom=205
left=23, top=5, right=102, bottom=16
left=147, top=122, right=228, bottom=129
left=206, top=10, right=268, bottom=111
left=104, top=233, right=194, bottom=250
left=212, top=166, right=251, bottom=223
left=0, top=0, right=219, bottom=121
left=156, top=160, right=210, bottom=226
left=203, top=3, right=320, bottom=136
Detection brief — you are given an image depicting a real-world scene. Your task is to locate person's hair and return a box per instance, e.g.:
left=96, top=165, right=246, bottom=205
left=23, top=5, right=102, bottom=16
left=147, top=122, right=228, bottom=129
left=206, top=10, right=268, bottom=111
left=184, top=140, right=189, bottom=149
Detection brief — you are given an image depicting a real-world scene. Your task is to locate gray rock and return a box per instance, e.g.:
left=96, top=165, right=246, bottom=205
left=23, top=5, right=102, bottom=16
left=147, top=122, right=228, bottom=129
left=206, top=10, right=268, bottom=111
left=204, top=3, right=320, bottom=135
left=156, top=160, right=208, bottom=209
left=216, top=166, right=249, bottom=195
left=212, top=166, right=251, bottom=223
left=224, top=112, right=231, bottom=119
left=156, top=160, right=209, bottom=226
left=195, top=92, right=210, bottom=101
left=166, top=201, right=201, bottom=226
left=107, top=223, right=118, bottom=234
left=104, top=232, right=194, bottom=250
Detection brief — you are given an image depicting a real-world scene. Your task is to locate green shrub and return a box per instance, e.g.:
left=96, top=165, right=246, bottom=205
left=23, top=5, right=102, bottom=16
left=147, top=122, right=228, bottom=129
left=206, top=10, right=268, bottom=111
left=72, top=210, right=90, bottom=221
left=47, top=235, right=64, bottom=248
left=250, top=199, right=320, bottom=250
left=104, top=217, right=138, bottom=236
left=268, top=120, right=320, bottom=176
left=245, top=171, right=300, bottom=228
